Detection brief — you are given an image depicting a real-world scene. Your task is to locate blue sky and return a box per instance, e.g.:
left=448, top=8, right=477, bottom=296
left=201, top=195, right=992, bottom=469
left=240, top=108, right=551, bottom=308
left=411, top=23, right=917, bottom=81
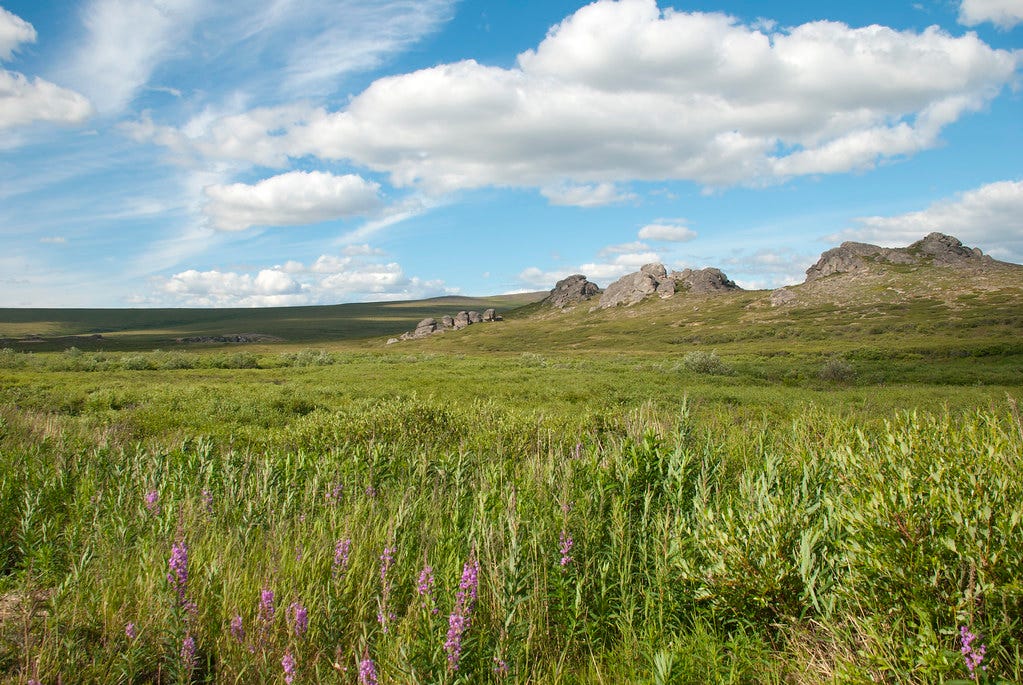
left=1, top=0, right=1021, bottom=307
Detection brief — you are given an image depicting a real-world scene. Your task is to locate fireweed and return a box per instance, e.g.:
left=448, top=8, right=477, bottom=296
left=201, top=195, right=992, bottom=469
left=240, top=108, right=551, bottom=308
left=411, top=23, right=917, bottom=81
left=144, top=490, right=160, bottom=516
left=416, top=561, right=437, bottom=613
left=282, top=650, right=296, bottom=685
left=333, top=537, right=351, bottom=578
left=445, top=552, right=480, bottom=671
left=559, top=530, right=574, bottom=568
left=229, top=615, right=245, bottom=643
left=359, top=651, right=378, bottom=685
left=167, top=539, right=196, bottom=615
left=960, top=625, right=987, bottom=678
left=289, top=601, right=309, bottom=638
left=180, top=633, right=197, bottom=673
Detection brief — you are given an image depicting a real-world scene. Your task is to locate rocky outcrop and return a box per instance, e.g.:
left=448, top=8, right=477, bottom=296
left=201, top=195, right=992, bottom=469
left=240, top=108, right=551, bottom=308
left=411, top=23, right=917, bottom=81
left=541, top=274, right=601, bottom=309
left=598, top=264, right=740, bottom=308
left=394, top=308, right=502, bottom=343
left=805, top=232, right=993, bottom=282
left=670, top=268, right=740, bottom=294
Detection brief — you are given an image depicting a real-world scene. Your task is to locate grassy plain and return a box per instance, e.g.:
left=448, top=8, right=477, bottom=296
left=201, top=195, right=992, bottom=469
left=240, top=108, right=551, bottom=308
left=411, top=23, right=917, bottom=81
left=1, top=267, right=1022, bottom=683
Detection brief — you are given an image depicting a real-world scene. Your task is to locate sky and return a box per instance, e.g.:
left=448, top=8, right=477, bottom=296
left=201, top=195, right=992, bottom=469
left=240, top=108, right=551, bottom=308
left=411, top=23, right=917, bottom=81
left=1, top=0, right=1021, bottom=308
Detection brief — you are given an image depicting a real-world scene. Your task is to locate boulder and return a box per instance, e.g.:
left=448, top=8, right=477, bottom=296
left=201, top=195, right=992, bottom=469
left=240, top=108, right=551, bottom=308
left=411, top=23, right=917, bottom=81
left=453, top=311, right=470, bottom=329
left=411, top=318, right=438, bottom=338
left=468, top=310, right=483, bottom=324
left=441, top=315, right=455, bottom=329
left=482, top=308, right=497, bottom=322
left=542, top=274, right=602, bottom=309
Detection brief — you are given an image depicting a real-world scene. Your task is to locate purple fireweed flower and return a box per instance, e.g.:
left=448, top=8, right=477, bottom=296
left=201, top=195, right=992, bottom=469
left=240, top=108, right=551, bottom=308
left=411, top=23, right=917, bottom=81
left=326, top=482, right=343, bottom=504
left=359, top=652, right=378, bottom=685
left=290, top=601, right=309, bottom=638
left=230, top=614, right=245, bottom=643
left=333, top=537, right=351, bottom=577
left=125, top=622, right=137, bottom=640
left=493, top=657, right=509, bottom=677
left=416, top=562, right=437, bottom=613
left=257, top=587, right=275, bottom=640
left=559, top=530, right=574, bottom=568
left=167, top=541, right=189, bottom=605
left=145, top=490, right=160, bottom=515
left=445, top=553, right=481, bottom=671
left=364, top=485, right=377, bottom=499
left=960, top=625, right=987, bottom=677
left=282, top=650, right=296, bottom=685
left=181, top=633, right=197, bottom=671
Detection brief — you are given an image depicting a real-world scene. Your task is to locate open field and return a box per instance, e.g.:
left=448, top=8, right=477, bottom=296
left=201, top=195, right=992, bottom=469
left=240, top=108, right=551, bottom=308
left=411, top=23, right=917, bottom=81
left=2, top=270, right=1022, bottom=683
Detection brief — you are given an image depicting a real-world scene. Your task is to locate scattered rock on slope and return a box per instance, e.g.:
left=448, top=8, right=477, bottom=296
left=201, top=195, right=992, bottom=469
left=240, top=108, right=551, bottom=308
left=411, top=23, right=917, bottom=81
left=394, top=308, right=502, bottom=342
left=541, top=274, right=602, bottom=309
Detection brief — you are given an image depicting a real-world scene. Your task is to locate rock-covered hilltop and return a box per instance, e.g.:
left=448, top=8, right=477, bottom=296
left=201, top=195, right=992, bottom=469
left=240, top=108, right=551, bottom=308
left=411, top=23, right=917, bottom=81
left=805, top=232, right=994, bottom=282
left=597, top=263, right=740, bottom=308
left=389, top=308, right=501, bottom=343
left=541, top=274, right=602, bottom=309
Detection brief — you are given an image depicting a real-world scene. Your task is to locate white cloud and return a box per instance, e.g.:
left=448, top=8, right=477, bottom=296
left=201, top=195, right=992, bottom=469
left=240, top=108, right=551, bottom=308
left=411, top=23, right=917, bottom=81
left=65, top=0, right=456, bottom=115
left=541, top=182, right=636, bottom=207
left=145, top=1, right=1019, bottom=195
left=832, top=179, right=1023, bottom=263
left=157, top=251, right=453, bottom=306
left=599, top=241, right=650, bottom=256
left=959, top=0, right=1023, bottom=29
left=39, top=236, right=67, bottom=244
left=517, top=266, right=575, bottom=289
left=0, top=8, right=92, bottom=130
left=0, top=7, right=35, bottom=61
left=721, top=248, right=812, bottom=289
left=638, top=221, right=697, bottom=242
left=63, top=0, right=203, bottom=114
left=203, top=171, right=382, bottom=231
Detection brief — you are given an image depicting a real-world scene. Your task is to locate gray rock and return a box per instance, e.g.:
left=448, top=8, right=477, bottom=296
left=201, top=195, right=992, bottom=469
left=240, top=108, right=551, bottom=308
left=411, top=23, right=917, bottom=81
left=411, top=317, right=438, bottom=339
left=386, top=338, right=400, bottom=345
left=670, top=268, right=741, bottom=294
left=600, top=263, right=741, bottom=308
left=805, top=233, right=991, bottom=282
left=542, top=274, right=602, bottom=309
left=770, top=287, right=797, bottom=307
left=468, top=310, right=483, bottom=324
left=441, top=315, right=455, bottom=329
left=482, top=308, right=497, bottom=322
left=453, top=311, right=470, bottom=329
left=598, top=264, right=663, bottom=308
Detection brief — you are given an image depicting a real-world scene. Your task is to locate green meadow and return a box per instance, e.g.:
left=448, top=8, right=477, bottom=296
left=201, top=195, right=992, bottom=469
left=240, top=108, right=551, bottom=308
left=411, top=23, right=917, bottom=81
left=1, top=280, right=1022, bottom=683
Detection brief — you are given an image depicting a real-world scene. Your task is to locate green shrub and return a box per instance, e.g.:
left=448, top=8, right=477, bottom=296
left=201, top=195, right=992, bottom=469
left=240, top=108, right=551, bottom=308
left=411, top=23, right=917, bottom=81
left=682, top=350, right=730, bottom=374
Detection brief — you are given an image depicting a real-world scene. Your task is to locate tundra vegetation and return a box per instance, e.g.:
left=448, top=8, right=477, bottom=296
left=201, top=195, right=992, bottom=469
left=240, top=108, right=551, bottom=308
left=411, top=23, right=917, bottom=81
left=1, top=271, right=1022, bottom=682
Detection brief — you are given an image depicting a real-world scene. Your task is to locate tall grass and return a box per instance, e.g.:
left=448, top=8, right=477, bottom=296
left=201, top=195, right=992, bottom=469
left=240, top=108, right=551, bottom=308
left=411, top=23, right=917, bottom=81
left=1, top=391, right=1021, bottom=683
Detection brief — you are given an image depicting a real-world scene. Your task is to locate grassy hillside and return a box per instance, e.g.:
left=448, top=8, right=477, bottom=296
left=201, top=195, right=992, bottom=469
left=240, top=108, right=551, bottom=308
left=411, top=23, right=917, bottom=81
left=0, top=293, right=544, bottom=351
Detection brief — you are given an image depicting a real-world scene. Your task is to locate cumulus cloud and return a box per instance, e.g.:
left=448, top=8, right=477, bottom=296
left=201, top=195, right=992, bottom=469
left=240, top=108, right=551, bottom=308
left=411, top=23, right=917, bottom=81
left=203, top=171, right=383, bottom=231
left=158, top=251, right=453, bottom=306
left=135, top=0, right=1019, bottom=196
left=0, top=8, right=92, bottom=130
left=541, top=182, right=636, bottom=207
left=830, top=179, right=1023, bottom=263
left=638, top=221, right=697, bottom=242
left=959, top=0, right=1023, bottom=29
